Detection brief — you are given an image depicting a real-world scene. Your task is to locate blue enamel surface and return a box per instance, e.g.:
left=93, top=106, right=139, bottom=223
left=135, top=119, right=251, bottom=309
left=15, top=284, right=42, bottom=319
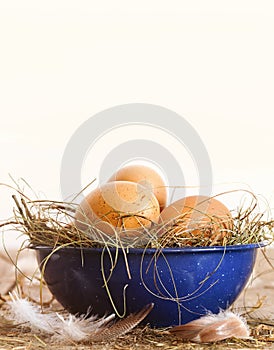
left=34, top=243, right=264, bottom=327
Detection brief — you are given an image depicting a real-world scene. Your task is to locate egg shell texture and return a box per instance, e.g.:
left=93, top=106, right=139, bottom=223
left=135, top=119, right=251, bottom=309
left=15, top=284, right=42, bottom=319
left=108, top=165, right=167, bottom=211
left=75, top=181, right=160, bottom=237
left=159, top=195, right=233, bottom=242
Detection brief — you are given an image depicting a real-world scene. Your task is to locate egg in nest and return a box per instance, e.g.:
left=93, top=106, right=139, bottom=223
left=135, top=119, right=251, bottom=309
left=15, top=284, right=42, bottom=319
left=75, top=181, right=160, bottom=238
left=159, top=195, right=233, bottom=245
left=108, top=164, right=167, bottom=211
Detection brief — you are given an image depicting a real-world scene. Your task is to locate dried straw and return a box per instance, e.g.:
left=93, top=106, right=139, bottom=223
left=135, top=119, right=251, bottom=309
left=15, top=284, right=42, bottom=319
left=1, top=188, right=273, bottom=249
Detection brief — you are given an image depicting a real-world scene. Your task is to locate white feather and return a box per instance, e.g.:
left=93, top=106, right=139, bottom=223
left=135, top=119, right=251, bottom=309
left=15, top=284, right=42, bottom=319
left=8, top=292, right=56, bottom=334
left=53, top=312, right=115, bottom=342
left=7, top=292, right=116, bottom=343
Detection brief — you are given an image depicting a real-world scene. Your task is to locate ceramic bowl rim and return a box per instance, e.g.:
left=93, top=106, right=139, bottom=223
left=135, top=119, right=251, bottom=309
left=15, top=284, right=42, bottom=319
left=30, top=240, right=269, bottom=254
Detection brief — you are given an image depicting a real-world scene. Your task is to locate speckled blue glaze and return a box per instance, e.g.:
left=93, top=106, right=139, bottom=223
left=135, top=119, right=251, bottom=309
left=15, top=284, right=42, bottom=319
left=34, top=243, right=265, bottom=327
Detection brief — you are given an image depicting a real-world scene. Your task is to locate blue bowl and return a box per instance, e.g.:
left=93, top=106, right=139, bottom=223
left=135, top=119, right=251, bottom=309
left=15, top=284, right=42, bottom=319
left=34, top=243, right=263, bottom=327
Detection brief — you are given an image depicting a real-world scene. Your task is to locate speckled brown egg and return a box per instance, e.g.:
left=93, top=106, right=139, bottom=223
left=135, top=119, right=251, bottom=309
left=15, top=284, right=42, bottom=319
left=159, top=195, right=233, bottom=244
left=108, top=165, right=167, bottom=211
left=75, top=181, right=160, bottom=237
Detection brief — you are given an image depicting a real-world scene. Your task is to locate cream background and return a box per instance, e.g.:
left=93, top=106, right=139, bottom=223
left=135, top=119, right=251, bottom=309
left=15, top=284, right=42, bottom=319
left=1, top=0, right=274, bottom=247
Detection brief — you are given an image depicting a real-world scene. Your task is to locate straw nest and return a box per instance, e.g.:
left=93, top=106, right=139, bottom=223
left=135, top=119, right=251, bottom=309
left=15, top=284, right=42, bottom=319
left=1, top=185, right=274, bottom=250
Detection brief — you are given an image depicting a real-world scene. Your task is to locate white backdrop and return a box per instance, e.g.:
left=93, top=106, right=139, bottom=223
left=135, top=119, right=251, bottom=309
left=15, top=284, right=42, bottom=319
left=1, top=0, right=274, bottom=246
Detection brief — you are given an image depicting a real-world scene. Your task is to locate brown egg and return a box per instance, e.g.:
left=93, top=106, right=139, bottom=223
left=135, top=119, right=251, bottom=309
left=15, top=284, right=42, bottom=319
left=159, top=195, right=233, bottom=244
left=108, top=165, right=167, bottom=211
left=75, top=181, right=160, bottom=237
